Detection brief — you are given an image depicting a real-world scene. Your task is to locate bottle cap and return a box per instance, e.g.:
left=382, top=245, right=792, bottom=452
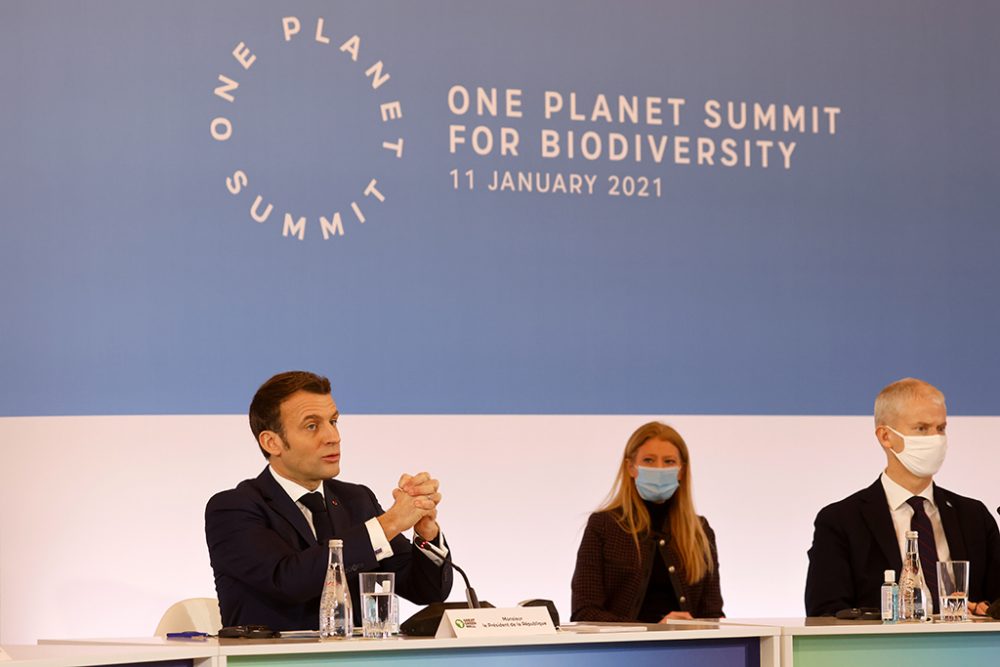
left=905, top=530, right=918, bottom=539
left=328, top=539, right=344, bottom=547
left=884, top=570, right=895, bottom=583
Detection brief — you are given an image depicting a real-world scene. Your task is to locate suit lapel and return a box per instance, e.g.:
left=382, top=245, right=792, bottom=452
left=254, top=467, right=317, bottom=545
left=860, top=479, right=903, bottom=572
left=324, top=479, right=350, bottom=536
left=934, top=485, right=965, bottom=559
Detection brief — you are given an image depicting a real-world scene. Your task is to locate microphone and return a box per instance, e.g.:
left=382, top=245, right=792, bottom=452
left=400, top=539, right=493, bottom=635
left=416, top=537, right=480, bottom=608
left=404, top=538, right=560, bottom=633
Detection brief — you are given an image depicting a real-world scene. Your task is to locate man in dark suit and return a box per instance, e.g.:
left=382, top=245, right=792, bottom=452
left=805, top=378, right=1000, bottom=617
left=205, top=371, right=453, bottom=630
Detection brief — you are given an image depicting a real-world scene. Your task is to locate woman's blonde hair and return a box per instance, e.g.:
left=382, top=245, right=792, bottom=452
left=598, top=421, right=714, bottom=584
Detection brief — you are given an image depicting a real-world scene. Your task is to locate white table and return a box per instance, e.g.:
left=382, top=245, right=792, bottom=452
left=37, top=622, right=780, bottom=667
left=718, top=616, right=1000, bottom=667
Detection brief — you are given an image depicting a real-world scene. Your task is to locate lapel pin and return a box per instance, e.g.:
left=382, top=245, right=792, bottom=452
left=330, top=497, right=339, bottom=507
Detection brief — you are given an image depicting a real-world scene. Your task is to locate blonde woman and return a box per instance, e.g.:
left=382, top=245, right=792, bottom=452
left=571, top=422, right=723, bottom=621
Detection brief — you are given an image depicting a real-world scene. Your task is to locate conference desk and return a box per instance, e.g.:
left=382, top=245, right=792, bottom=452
left=34, top=622, right=778, bottom=667
left=720, top=617, right=1000, bottom=667
left=0, top=643, right=212, bottom=667
left=29, top=617, right=1000, bottom=667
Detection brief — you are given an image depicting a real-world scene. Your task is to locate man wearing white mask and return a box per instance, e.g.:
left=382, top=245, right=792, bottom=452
left=804, top=378, right=1000, bottom=616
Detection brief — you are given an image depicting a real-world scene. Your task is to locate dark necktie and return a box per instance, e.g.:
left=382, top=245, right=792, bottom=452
left=299, top=492, right=334, bottom=545
left=906, top=496, right=939, bottom=611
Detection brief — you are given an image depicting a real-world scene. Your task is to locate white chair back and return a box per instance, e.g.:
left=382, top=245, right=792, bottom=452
left=154, top=597, right=223, bottom=636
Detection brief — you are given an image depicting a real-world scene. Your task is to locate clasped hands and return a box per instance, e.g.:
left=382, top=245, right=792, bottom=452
left=969, top=600, right=991, bottom=617
left=378, top=471, right=441, bottom=542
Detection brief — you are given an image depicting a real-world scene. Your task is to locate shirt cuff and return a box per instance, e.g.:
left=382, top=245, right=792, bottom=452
left=414, top=532, right=448, bottom=566
left=364, top=517, right=394, bottom=561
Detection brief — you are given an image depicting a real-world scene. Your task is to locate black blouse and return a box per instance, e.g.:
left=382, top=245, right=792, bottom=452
left=636, top=498, right=681, bottom=622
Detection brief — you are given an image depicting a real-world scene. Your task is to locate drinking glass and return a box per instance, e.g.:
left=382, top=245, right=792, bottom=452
left=359, top=572, right=395, bottom=638
left=936, top=560, right=970, bottom=622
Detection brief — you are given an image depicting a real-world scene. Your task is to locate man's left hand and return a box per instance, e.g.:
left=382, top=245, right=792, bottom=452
left=414, top=511, right=440, bottom=542
left=398, top=472, right=441, bottom=542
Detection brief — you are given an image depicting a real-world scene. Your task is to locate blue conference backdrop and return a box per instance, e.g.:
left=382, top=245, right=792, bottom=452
left=2, top=1, right=998, bottom=416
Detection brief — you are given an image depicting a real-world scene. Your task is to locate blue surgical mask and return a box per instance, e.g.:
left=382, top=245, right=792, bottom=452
left=635, top=466, right=680, bottom=503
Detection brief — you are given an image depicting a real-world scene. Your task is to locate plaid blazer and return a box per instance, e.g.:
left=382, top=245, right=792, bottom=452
left=570, top=510, right=724, bottom=621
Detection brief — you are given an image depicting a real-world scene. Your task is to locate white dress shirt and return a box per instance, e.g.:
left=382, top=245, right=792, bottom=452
left=268, top=466, right=394, bottom=561
left=880, top=471, right=951, bottom=565
left=267, top=466, right=447, bottom=565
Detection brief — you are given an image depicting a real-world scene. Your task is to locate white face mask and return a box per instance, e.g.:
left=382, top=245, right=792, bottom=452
left=886, top=426, right=947, bottom=477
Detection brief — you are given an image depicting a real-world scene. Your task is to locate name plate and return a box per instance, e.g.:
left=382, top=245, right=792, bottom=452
left=435, top=606, right=556, bottom=638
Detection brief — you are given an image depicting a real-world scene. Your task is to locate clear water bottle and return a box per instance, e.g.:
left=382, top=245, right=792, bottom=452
left=319, top=539, right=353, bottom=638
left=880, top=569, right=898, bottom=623
left=898, top=531, right=930, bottom=622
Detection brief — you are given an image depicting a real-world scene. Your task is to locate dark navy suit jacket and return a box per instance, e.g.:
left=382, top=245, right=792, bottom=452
left=205, top=467, right=453, bottom=630
left=805, top=479, right=1000, bottom=616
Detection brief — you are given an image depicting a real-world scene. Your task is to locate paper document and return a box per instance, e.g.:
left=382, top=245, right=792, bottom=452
left=561, top=623, right=647, bottom=633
